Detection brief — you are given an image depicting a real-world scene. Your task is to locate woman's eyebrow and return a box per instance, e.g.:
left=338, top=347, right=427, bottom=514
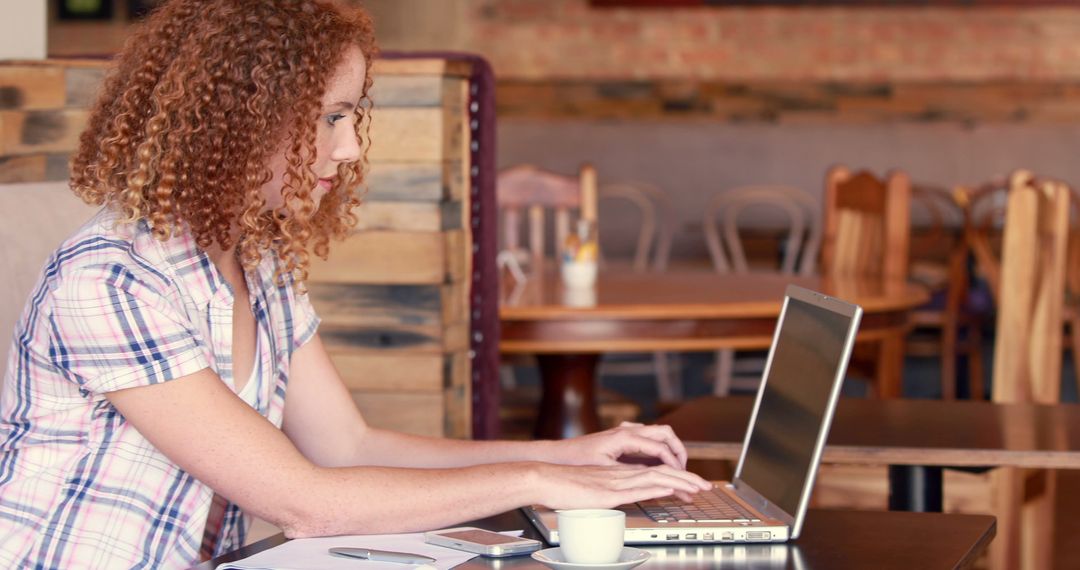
left=324, top=100, right=358, bottom=112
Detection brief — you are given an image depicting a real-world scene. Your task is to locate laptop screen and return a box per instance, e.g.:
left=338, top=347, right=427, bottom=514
left=735, top=288, right=859, bottom=519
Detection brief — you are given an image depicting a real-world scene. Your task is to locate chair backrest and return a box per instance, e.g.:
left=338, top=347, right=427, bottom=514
left=958, top=176, right=1011, bottom=301
left=986, top=171, right=1070, bottom=405
left=910, top=183, right=966, bottom=270
left=496, top=164, right=597, bottom=269
left=821, top=166, right=912, bottom=280
left=0, top=183, right=99, bottom=383
left=597, top=181, right=673, bottom=273
left=703, top=185, right=821, bottom=276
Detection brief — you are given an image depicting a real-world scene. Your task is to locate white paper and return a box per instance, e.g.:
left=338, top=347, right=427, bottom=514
left=216, top=533, right=472, bottom=570
left=217, top=530, right=524, bottom=570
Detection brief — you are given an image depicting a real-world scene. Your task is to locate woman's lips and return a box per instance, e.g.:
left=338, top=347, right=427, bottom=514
left=317, top=178, right=335, bottom=191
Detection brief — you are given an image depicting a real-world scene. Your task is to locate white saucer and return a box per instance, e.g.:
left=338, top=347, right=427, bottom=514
left=531, top=547, right=650, bottom=570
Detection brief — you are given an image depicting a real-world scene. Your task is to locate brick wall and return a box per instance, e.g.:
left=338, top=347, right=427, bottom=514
left=46, top=2, right=1080, bottom=122
left=460, top=1, right=1080, bottom=82
left=360, top=0, right=1080, bottom=123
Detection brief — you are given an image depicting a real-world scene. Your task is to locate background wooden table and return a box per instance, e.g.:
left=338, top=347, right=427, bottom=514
left=500, top=269, right=928, bottom=438
left=661, top=396, right=1080, bottom=511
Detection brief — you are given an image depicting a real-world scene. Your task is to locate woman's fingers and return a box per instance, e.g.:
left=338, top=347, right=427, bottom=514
left=542, top=463, right=712, bottom=511
left=616, top=436, right=681, bottom=470
left=613, top=423, right=686, bottom=468
left=611, top=464, right=712, bottom=495
left=623, top=424, right=688, bottom=468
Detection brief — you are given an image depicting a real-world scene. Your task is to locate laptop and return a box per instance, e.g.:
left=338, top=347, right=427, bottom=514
left=524, top=284, right=863, bottom=544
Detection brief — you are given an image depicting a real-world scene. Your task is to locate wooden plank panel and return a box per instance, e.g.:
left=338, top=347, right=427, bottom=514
left=0, top=66, right=65, bottom=110
left=372, top=58, right=472, bottom=77
left=65, top=67, right=106, bottom=108
left=329, top=351, right=442, bottom=392
left=444, top=229, right=467, bottom=283
left=365, top=161, right=463, bottom=203
left=367, top=108, right=441, bottom=163
left=319, top=320, right=465, bottom=353
left=309, top=231, right=447, bottom=284
left=0, top=109, right=89, bottom=156
left=443, top=320, right=469, bottom=352
left=440, top=281, right=466, bottom=327
left=367, top=107, right=462, bottom=163
left=443, top=351, right=471, bottom=439
left=308, top=282, right=441, bottom=328
left=350, top=392, right=444, bottom=436
left=356, top=201, right=443, bottom=232
left=0, top=155, right=45, bottom=183
left=369, top=76, right=445, bottom=107
left=46, top=154, right=70, bottom=181
left=320, top=322, right=442, bottom=353
left=0, top=152, right=72, bottom=183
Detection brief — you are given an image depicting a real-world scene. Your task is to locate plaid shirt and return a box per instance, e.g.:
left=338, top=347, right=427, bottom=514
left=0, top=208, right=320, bottom=569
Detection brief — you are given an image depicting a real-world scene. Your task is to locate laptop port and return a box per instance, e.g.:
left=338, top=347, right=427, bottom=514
left=666, top=534, right=679, bottom=540
left=685, top=533, right=697, bottom=540
left=721, top=532, right=734, bottom=541
left=746, top=531, right=772, bottom=541
left=703, top=533, right=714, bottom=540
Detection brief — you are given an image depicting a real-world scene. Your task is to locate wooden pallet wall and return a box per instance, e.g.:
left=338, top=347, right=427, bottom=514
left=0, top=58, right=474, bottom=439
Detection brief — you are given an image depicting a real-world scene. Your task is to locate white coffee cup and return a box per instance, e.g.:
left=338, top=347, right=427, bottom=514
left=557, top=508, right=625, bottom=564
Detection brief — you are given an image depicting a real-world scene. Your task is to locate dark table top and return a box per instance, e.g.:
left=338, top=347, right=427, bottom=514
left=194, top=508, right=994, bottom=570
left=660, top=396, right=1080, bottom=468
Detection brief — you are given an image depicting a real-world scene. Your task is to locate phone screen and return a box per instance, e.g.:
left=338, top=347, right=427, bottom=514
left=439, top=530, right=522, bottom=546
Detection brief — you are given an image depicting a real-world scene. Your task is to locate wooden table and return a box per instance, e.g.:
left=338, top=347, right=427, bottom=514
left=660, top=396, right=1080, bottom=511
left=500, top=269, right=928, bottom=438
left=194, top=508, right=994, bottom=570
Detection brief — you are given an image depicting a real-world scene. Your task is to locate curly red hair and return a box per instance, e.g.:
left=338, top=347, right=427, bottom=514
left=70, top=0, right=377, bottom=285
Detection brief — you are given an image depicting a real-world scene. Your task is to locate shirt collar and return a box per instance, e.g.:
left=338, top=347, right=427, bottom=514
left=141, top=220, right=281, bottom=309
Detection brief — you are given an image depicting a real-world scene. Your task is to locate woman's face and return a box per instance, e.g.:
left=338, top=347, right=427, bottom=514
left=261, top=46, right=366, bottom=210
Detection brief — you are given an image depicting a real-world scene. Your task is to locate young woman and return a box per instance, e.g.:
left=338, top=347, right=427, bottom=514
left=0, top=1, right=710, bottom=567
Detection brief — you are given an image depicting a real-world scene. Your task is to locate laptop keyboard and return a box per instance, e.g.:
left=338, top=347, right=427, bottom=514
left=638, top=489, right=761, bottom=523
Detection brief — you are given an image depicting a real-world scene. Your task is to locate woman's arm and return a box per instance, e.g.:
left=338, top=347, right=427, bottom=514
left=107, top=367, right=711, bottom=538
left=282, top=335, right=692, bottom=471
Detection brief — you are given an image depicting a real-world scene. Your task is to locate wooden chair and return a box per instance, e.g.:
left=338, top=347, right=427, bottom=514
left=592, top=181, right=679, bottom=400
left=702, top=185, right=822, bottom=396
left=907, top=183, right=983, bottom=400
left=820, top=165, right=911, bottom=398
left=497, top=163, right=597, bottom=274
left=596, top=182, right=673, bottom=273
left=495, top=164, right=640, bottom=434
left=961, top=176, right=1080, bottom=399
left=958, top=170, right=1069, bottom=570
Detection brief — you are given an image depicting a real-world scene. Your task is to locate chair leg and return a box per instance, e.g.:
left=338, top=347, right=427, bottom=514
left=940, top=322, right=957, bottom=401
left=499, top=363, right=517, bottom=390
left=654, top=352, right=682, bottom=402
left=714, top=350, right=734, bottom=396
left=1020, top=469, right=1055, bottom=570
left=968, top=322, right=985, bottom=400
left=1069, top=315, right=1080, bottom=400
left=988, top=467, right=1023, bottom=570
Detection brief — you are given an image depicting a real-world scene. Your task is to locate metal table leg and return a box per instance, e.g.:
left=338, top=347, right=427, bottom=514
left=888, top=465, right=943, bottom=512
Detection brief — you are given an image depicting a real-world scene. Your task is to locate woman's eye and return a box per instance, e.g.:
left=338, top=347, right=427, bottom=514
left=326, top=113, right=348, bottom=126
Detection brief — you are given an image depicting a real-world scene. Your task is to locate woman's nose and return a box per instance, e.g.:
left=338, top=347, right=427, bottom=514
left=330, top=125, right=362, bottom=163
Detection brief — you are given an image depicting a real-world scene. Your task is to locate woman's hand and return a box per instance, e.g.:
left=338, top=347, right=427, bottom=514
left=546, top=422, right=690, bottom=471
left=533, top=462, right=713, bottom=511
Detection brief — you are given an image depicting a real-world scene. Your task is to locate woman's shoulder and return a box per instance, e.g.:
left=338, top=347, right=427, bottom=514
left=45, top=209, right=180, bottom=293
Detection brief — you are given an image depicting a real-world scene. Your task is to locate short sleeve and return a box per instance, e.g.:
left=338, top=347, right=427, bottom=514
left=291, top=288, right=321, bottom=351
left=48, top=263, right=209, bottom=395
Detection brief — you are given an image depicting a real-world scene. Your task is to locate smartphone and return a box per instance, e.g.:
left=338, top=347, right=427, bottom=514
left=424, top=526, right=543, bottom=557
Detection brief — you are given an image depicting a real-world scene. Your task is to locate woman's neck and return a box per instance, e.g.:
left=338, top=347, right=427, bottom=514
left=205, top=244, right=247, bottom=292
